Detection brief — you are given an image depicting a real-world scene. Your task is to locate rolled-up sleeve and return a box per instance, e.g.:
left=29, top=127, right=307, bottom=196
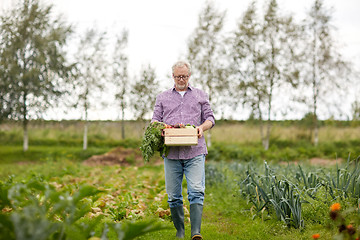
left=151, top=96, right=163, bottom=123
left=201, top=94, right=215, bottom=128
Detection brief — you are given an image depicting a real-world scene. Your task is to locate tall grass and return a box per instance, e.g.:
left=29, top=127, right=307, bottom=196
left=210, top=122, right=360, bottom=144
left=1, top=120, right=359, bottom=144
left=0, top=120, right=359, bottom=163
left=0, top=120, right=148, bottom=143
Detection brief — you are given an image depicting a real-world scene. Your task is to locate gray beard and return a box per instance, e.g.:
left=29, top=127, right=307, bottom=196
left=176, top=84, right=187, bottom=90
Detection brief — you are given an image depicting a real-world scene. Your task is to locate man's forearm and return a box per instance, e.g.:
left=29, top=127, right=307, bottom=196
left=199, top=120, right=213, bottom=132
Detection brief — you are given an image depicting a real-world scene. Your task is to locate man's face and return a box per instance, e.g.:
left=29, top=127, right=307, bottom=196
left=173, top=66, right=190, bottom=91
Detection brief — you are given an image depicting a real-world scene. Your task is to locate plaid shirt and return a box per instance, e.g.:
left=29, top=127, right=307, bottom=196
left=151, top=84, right=215, bottom=159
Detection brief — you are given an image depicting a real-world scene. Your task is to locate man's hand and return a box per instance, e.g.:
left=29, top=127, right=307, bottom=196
left=197, top=126, right=204, bottom=138
left=197, top=120, right=213, bottom=138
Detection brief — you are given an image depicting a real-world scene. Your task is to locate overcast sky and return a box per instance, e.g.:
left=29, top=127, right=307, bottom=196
left=1, top=0, right=359, bottom=120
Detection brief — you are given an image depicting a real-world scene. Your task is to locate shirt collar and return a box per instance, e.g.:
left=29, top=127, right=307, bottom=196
left=172, top=84, right=193, bottom=91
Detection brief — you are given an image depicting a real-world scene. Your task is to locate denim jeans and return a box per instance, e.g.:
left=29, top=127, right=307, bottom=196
left=164, top=154, right=205, bottom=208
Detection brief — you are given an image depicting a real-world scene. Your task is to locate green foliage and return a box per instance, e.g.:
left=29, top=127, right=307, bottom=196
left=322, top=156, right=360, bottom=201
left=207, top=140, right=359, bottom=162
left=0, top=175, right=168, bottom=240
left=0, top=175, right=103, bottom=240
left=3, top=154, right=360, bottom=239
left=112, top=30, right=129, bottom=139
left=205, top=157, right=360, bottom=231
left=295, top=165, right=322, bottom=199
left=186, top=0, right=228, bottom=114
left=0, top=0, right=74, bottom=121
left=303, top=0, right=352, bottom=134
left=140, top=122, right=168, bottom=162
left=0, top=145, right=111, bottom=164
left=242, top=162, right=304, bottom=228
left=130, top=65, right=159, bottom=120
left=107, top=221, right=169, bottom=240
left=109, top=204, right=127, bottom=222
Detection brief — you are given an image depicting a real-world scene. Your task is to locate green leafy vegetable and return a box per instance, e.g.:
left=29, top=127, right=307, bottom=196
left=140, top=122, right=169, bottom=162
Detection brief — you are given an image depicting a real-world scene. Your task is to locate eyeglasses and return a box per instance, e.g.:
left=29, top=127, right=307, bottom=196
left=173, top=74, right=190, bottom=80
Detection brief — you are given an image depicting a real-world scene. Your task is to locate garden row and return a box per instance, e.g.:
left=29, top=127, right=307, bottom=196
left=0, top=163, right=170, bottom=240
left=205, top=155, right=360, bottom=238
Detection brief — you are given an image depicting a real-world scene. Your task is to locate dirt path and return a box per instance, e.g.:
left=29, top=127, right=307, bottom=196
left=82, top=147, right=163, bottom=166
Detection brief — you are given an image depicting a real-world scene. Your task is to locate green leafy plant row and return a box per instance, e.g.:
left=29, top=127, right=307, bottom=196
left=207, top=155, right=360, bottom=229
left=0, top=176, right=167, bottom=240
left=207, top=141, right=360, bottom=162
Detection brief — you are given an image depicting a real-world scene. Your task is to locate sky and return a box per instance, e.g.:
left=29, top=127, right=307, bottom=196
left=1, top=0, right=360, bottom=120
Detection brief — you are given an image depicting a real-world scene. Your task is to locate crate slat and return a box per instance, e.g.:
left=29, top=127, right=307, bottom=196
left=164, top=128, right=198, bottom=146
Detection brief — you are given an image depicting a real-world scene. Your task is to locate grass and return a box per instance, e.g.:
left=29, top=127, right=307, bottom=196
left=1, top=120, right=359, bottom=164
left=0, top=120, right=148, bottom=143
left=210, top=121, right=360, bottom=144
left=1, top=120, right=359, bottom=145
left=1, top=120, right=359, bottom=239
left=0, top=160, right=345, bottom=239
left=0, top=145, right=111, bottom=164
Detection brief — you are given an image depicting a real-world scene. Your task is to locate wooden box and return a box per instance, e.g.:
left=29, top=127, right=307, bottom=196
left=164, top=128, right=198, bottom=146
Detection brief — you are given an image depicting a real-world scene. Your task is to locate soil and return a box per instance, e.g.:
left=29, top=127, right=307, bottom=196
left=82, top=147, right=162, bottom=167
left=279, top=158, right=343, bottom=166
left=83, top=147, right=343, bottom=167
left=309, top=157, right=343, bottom=166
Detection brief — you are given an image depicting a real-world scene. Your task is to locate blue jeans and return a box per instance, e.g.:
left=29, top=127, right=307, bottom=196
left=164, top=154, right=205, bottom=208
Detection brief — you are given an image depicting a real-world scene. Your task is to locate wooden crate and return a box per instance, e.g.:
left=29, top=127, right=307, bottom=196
left=164, top=128, right=198, bottom=146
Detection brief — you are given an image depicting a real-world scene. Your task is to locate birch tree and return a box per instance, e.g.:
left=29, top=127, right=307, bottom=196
left=73, top=28, right=107, bottom=150
left=112, top=30, right=129, bottom=139
left=229, top=1, right=266, bottom=137
left=230, top=0, right=302, bottom=150
left=186, top=0, right=227, bottom=146
left=131, top=65, right=159, bottom=120
left=258, top=0, right=302, bottom=150
left=303, top=0, right=351, bottom=146
left=0, top=0, right=74, bottom=151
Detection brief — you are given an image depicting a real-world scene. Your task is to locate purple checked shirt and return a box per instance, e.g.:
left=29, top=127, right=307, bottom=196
left=151, top=84, right=215, bottom=159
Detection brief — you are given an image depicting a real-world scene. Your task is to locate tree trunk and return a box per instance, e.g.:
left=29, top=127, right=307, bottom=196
left=83, top=122, right=88, bottom=150
left=263, top=43, right=275, bottom=151
left=257, top=101, right=266, bottom=150
left=312, top=27, right=319, bottom=147
left=83, top=106, right=88, bottom=150
left=260, top=120, right=266, bottom=149
left=23, top=119, right=28, bottom=152
left=314, top=124, right=319, bottom=146
left=22, top=93, right=28, bottom=152
left=313, top=101, right=319, bottom=146
left=121, top=102, right=125, bottom=139
left=264, top=82, right=273, bottom=151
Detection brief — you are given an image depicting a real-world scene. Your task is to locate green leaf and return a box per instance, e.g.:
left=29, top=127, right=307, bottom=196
left=109, top=220, right=169, bottom=240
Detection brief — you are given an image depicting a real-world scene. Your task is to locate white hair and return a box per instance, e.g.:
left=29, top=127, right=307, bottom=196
left=172, top=60, right=191, bottom=74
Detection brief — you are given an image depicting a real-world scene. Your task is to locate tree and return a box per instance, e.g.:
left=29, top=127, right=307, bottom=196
left=303, top=0, right=351, bottom=146
left=72, top=28, right=108, bottom=150
left=131, top=65, right=159, bottom=120
left=186, top=0, right=227, bottom=146
left=0, top=73, right=15, bottom=122
left=228, top=1, right=266, bottom=137
left=112, top=30, right=129, bottom=139
left=0, top=0, right=74, bottom=151
left=230, top=0, right=302, bottom=150
left=257, top=0, right=302, bottom=150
